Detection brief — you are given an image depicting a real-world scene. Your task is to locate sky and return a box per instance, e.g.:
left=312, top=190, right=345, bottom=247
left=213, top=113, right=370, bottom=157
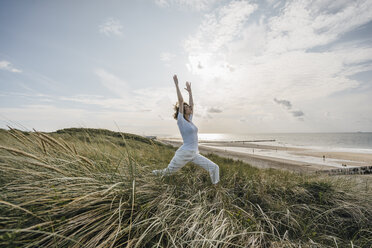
left=1, top=0, right=372, bottom=136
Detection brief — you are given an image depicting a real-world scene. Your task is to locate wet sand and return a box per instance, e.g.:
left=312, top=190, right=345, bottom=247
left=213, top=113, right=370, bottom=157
left=290, top=150, right=372, bottom=167
left=159, top=139, right=372, bottom=174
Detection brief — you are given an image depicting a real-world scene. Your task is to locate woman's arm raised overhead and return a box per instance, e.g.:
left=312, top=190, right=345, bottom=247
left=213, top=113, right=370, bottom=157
left=173, top=75, right=184, bottom=114
left=185, top=81, right=193, bottom=114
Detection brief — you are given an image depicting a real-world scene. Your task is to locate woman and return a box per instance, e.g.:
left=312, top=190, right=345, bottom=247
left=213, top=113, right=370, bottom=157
left=152, top=75, right=220, bottom=185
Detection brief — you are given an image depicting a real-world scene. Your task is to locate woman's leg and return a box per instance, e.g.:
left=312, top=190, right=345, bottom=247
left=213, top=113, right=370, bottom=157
left=191, top=153, right=220, bottom=184
left=152, top=149, right=194, bottom=176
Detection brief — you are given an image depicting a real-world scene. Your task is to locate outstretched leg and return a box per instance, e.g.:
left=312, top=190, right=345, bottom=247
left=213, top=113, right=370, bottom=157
left=152, top=149, right=194, bottom=176
left=191, top=153, right=220, bottom=184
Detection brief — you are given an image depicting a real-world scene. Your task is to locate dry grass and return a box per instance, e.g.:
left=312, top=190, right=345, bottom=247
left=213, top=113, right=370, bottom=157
left=0, top=127, right=371, bottom=247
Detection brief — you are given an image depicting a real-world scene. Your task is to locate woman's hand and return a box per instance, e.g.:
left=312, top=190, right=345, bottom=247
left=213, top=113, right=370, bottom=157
left=173, top=75, right=179, bottom=86
left=184, top=81, right=192, bottom=93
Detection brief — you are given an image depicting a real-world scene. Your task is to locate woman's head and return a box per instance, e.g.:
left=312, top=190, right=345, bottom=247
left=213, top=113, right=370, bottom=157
left=173, top=102, right=192, bottom=120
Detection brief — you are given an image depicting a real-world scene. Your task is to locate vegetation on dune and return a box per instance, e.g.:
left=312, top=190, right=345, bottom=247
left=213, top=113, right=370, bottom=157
left=0, top=127, right=371, bottom=247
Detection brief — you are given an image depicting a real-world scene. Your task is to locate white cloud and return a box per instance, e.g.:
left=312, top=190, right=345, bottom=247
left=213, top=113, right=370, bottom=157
left=183, top=0, right=372, bottom=131
left=154, top=0, right=169, bottom=8
left=94, top=68, right=130, bottom=97
left=0, top=60, right=22, bottom=73
left=0, top=102, right=179, bottom=135
left=99, top=18, right=124, bottom=37
left=0, top=105, right=89, bottom=132
left=60, top=95, right=128, bottom=110
left=266, top=0, right=372, bottom=53
left=160, top=52, right=176, bottom=62
left=185, top=1, right=258, bottom=53
left=132, top=86, right=175, bottom=115
left=93, top=69, right=175, bottom=112
left=50, top=70, right=178, bottom=125
left=160, top=52, right=176, bottom=67
left=185, top=1, right=257, bottom=76
left=154, top=0, right=218, bottom=11
left=266, top=0, right=283, bottom=9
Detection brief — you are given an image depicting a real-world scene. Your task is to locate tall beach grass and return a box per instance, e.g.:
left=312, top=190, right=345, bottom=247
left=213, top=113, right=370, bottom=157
left=0, top=127, right=371, bottom=247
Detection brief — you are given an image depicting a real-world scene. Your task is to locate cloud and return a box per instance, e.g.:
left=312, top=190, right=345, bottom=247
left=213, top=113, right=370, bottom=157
left=273, top=97, right=304, bottom=120
left=154, top=0, right=168, bottom=7
left=265, top=0, right=372, bottom=53
left=324, top=111, right=331, bottom=118
left=60, top=94, right=127, bottom=109
left=186, top=0, right=257, bottom=52
left=207, top=107, right=222, bottom=113
left=90, top=70, right=176, bottom=115
left=94, top=68, right=130, bottom=97
left=0, top=60, right=22, bottom=73
left=154, top=0, right=218, bottom=11
left=266, top=0, right=283, bottom=9
left=160, top=52, right=176, bottom=67
left=160, top=52, right=176, bottom=62
left=183, top=0, right=372, bottom=127
left=0, top=105, right=89, bottom=132
left=273, top=98, right=292, bottom=109
left=60, top=69, right=177, bottom=121
left=99, top=18, right=123, bottom=37
left=185, top=1, right=258, bottom=75
left=0, top=79, right=180, bottom=133
left=290, top=110, right=304, bottom=117
left=239, top=117, right=247, bottom=122
left=0, top=104, right=166, bottom=134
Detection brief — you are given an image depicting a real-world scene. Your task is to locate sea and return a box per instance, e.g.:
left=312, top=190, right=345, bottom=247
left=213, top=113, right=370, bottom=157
left=160, top=132, right=372, bottom=152
left=159, top=133, right=372, bottom=168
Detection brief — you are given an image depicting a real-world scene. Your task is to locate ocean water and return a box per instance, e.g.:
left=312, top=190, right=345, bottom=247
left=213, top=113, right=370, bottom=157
left=161, top=132, right=372, bottom=153
left=159, top=133, right=372, bottom=168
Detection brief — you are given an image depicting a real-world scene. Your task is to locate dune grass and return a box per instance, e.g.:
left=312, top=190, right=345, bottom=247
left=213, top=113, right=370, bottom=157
left=0, top=127, right=371, bottom=247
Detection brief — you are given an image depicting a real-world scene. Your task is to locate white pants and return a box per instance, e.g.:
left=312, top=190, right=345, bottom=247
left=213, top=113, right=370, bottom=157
left=152, top=148, right=220, bottom=184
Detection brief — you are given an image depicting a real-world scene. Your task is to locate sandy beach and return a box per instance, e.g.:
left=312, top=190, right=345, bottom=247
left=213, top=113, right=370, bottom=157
left=159, top=139, right=372, bottom=174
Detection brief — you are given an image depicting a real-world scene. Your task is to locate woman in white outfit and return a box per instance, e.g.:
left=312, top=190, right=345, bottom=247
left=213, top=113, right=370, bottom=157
left=152, top=75, right=220, bottom=184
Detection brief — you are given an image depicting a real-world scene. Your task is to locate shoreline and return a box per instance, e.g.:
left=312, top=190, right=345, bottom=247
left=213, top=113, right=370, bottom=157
left=159, top=139, right=372, bottom=174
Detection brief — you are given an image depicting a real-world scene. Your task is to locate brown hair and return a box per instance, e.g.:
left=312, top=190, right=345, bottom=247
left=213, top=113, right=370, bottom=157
left=173, top=102, right=190, bottom=120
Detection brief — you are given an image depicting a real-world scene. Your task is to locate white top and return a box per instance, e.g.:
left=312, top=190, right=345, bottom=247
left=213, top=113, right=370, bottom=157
left=177, top=112, right=198, bottom=151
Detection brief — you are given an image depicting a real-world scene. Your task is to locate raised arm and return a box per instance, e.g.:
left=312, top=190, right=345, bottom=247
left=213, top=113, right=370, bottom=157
left=185, top=81, right=193, bottom=114
left=173, top=75, right=184, bottom=113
